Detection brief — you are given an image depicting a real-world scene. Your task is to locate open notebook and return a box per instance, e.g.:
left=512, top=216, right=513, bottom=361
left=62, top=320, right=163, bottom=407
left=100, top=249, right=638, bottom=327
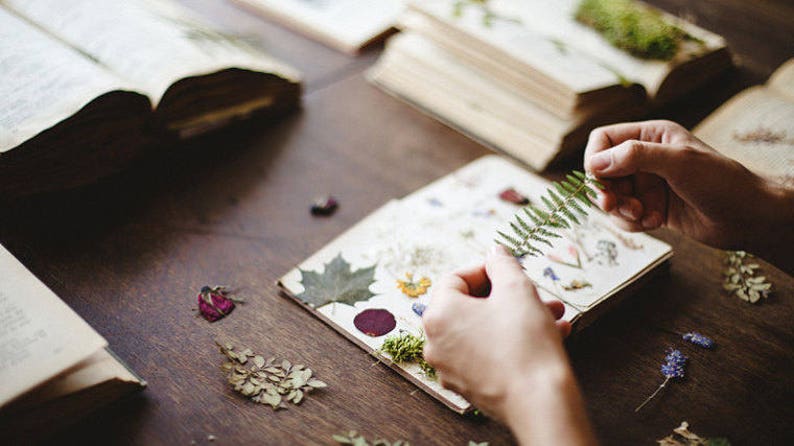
left=279, top=156, right=672, bottom=412
left=0, top=244, right=144, bottom=438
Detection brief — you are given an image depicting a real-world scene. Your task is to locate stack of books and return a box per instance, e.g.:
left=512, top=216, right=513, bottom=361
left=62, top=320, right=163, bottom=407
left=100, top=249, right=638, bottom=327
left=369, top=0, right=732, bottom=170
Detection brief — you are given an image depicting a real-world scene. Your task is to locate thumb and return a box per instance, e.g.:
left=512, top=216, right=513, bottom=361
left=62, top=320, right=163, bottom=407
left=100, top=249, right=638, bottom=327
left=586, top=140, right=688, bottom=179
left=485, top=245, right=534, bottom=297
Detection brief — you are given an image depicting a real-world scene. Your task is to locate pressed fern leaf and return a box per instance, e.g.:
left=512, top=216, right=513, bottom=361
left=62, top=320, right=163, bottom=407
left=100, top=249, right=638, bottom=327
left=497, top=171, right=604, bottom=257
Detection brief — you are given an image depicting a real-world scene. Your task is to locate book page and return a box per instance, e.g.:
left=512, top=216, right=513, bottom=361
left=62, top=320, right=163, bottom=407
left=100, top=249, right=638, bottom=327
left=0, top=7, right=126, bottom=152
left=695, top=86, right=794, bottom=187
left=234, top=0, right=403, bottom=53
left=768, top=58, right=794, bottom=102
left=4, top=0, right=300, bottom=105
left=0, top=244, right=107, bottom=407
left=279, top=155, right=671, bottom=412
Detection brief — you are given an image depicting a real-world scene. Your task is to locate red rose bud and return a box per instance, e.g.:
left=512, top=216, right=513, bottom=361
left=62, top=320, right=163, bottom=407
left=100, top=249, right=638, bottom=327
left=499, top=187, right=530, bottom=205
left=198, top=286, right=236, bottom=322
left=310, top=196, right=339, bottom=216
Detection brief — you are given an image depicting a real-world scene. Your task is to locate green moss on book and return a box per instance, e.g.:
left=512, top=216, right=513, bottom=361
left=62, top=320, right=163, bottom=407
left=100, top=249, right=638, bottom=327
left=575, top=0, right=689, bottom=60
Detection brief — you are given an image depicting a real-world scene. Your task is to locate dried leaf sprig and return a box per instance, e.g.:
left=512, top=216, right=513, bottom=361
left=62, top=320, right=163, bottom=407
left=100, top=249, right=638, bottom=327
left=636, top=349, right=687, bottom=412
left=379, top=331, right=436, bottom=379
left=657, top=421, right=730, bottom=446
left=217, top=342, right=327, bottom=410
left=722, top=251, right=772, bottom=304
left=497, top=171, right=603, bottom=257
left=451, top=0, right=521, bottom=27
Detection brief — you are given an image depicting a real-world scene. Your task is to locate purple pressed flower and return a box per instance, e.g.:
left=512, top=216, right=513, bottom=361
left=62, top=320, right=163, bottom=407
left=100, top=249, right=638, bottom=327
left=636, top=349, right=687, bottom=412
left=412, top=301, right=427, bottom=317
left=353, top=308, right=396, bottom=337
left=427, top=197, right=443, bottom=207
left=543, top=267, right=560, bottom=282
left=683, top=332, right=715, bottom=349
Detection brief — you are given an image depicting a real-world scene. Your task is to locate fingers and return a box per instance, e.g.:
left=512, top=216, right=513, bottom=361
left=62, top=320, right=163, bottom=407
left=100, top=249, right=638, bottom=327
left=455, top=264, right=491, bottom=297
left=556, top=320, right=572, bottom=338
left=544, top=300, right=565, bottom=320
left=485, top=245, right=536, bottom=299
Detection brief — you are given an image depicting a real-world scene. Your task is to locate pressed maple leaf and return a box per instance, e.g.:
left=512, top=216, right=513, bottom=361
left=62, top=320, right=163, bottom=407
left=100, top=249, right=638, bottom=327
left=297, top=254, right=377, bottom=308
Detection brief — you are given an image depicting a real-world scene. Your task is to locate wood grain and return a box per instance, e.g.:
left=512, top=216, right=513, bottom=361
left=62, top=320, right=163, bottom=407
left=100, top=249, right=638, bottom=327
left=1, top=0, right=792, bottom=444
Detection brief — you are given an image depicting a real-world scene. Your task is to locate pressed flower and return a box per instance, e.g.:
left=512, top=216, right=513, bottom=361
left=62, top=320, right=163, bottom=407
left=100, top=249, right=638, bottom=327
left=543, top=267, right=560, bottom=281
left=310, top=195, right=338, bottom=216
left=197, top=286, right=238, bottom=322
left=682, top=332, right=715, bottom=349
left=412, top=301, right=427, bottom=317
left=353, top=308, right=396, bottom=337
left=636, top=349, right=687, bottom=412
left=427, top=197, right=443, bottom=207
left=499, top=187, right=530, bottom=205
left=396, top=273, right=432, bottom=298
left=562, top=279, right=591, bottom=291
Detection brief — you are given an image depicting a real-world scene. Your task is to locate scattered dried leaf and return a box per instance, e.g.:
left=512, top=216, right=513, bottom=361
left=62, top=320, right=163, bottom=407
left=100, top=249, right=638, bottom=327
left=722, top=251, right=772, bottom=304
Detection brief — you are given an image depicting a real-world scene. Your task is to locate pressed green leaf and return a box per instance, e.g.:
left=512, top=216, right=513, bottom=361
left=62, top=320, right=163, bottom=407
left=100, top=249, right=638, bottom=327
left=297, top=254, right=378, bottom=308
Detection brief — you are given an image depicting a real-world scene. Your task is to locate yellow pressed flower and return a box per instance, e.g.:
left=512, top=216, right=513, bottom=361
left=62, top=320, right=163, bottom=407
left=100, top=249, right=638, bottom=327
left=396, top=273, right=432, bottom=298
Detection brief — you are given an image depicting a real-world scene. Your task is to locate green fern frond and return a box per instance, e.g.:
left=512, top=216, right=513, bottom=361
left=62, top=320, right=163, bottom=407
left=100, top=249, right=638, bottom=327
left=498, top=171, right=604, bottom=257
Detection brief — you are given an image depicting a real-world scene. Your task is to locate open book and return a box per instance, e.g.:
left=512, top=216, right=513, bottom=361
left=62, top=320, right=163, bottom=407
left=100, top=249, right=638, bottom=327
left=232, top=0, right=404, bottom=54
left=369, top=0, right=732, bottom=170
left=0, top=244, right=144, bottom=439
left=0, top=0, right=301, bottom=197
left=695, top=58, right=794, bottom=188
left=278, top=156, right=672, bottom=412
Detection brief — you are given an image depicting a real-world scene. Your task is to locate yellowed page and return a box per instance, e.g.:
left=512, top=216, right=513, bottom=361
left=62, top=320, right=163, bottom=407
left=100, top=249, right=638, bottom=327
left=0, top=244, right=107, bottom=407
left=4, top=0, right=300, bottom=105
left=768, top=58, right=794, bottom=102
left=695, top=86, right=794, bottom=187
left=0, top=7, right=127, bottom=152
left=234, top=0, right=403, bottom=53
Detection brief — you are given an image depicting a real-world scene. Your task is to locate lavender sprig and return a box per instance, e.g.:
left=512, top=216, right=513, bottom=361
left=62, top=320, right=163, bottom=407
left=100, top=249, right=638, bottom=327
left=635, top=349, right=687, bottom=412
left=682, top=332, right=715, bottom=349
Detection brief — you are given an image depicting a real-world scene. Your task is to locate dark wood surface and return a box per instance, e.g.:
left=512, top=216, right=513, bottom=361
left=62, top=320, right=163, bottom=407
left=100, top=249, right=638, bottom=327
left=2, top=0, right=793, bottom=444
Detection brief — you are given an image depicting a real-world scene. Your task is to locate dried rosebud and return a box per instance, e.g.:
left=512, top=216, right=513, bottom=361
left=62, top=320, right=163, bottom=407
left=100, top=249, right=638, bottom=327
left=310, top=195, right=339, bottom=216
left=499, top=187, right=530, bottom=205
left=353, top=308, right=396, bottom=337
left=198, top=286, right=235, bottom=322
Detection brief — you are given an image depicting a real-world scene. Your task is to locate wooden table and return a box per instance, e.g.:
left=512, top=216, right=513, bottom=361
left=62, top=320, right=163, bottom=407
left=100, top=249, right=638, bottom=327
left=2, top=0, right=793, bottom=444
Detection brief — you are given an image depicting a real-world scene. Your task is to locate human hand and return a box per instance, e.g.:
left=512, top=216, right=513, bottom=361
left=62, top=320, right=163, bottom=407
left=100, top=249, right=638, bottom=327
left=422, top=246, right=595, bottom=445
left=584, top=120, right=794, bottom=266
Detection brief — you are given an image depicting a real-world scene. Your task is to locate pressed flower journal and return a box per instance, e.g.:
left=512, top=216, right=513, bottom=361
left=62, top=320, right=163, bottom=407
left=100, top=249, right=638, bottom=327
left=278, top=155, right=672, bottom=412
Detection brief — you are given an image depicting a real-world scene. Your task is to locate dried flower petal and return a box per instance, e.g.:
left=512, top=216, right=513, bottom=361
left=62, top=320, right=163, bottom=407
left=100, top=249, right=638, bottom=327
left=411, top=302, right=427, bottom=317
left=542, top=267, right=559, bottom=281
left=310, top=195, right=339, bottom=216
left=353, top=308, right=396, bottom=337
left=682, top=332, right=715, bottom=349
left=396, top=273, right=432, bottom=298
left=198, top=286, right=236, bottom=322
left=499, top=187, right=530, bottom=205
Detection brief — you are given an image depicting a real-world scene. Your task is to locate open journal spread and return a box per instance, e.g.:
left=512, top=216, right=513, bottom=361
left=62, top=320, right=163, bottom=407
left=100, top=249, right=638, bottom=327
left=279, top=156, right=672, bottom=412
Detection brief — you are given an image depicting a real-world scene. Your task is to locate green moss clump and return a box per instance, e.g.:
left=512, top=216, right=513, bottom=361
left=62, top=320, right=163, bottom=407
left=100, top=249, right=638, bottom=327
left=575, top=0, right=687, bottom=60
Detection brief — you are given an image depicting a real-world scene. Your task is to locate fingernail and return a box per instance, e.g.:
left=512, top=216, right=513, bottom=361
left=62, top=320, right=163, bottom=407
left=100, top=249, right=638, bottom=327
left=618, top=204, right=637, bottom=221
left=489, top=245, right=510, bottom=257
left=589, top=152, right=611, bottom=172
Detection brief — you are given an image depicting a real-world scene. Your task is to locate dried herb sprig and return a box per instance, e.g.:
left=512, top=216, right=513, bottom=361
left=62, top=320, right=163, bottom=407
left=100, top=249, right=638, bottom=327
left=379, top=331, right=436, bottom=379
left=332, top=431, right=411, bottom=446
left=722, top=251, right=772, bottom=304
left=575, top=0, right=696, bottom=60
left=451, top=0, right=521, bottom=27
left=657, top=421, right=730, bottom=446
left=217, top=342, right=327, bottom=410
left=497, top=171, right=603, bottom=257
left=636, top=349, right=687, bottom=412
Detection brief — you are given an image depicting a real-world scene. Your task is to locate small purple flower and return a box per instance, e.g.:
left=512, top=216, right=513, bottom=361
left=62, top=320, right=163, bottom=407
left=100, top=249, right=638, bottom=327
left=660, top=349, right=687, bottom=379
left=412, top=302, right=427, bottom=317
left=636, top=348, right=687, bottom=412
left=683, top=332, right=715, bottom=349
left=543, top=267, right=559, bottom=282
left=427, top=197, right=443, bottom=207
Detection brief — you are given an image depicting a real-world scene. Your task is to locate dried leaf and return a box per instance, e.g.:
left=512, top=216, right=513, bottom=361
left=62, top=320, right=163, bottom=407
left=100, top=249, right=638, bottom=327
left=253, top=355, right=265, bottom=369
left=298, top=254, right=378, bottom=308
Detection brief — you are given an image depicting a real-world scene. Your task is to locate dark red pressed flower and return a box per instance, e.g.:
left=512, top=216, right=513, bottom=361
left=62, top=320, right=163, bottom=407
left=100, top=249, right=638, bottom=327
left=353, top=308, right=396, bottom=337
left=197, top=286, right=236, bottom=322
left=311, top=196, right=339, bottom=216
left=499, top=187, right=530, bottom=205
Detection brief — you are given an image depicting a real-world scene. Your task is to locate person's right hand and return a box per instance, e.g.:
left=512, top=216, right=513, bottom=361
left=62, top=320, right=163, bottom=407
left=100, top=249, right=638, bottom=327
left=583, top=120, right=793, bottom=268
